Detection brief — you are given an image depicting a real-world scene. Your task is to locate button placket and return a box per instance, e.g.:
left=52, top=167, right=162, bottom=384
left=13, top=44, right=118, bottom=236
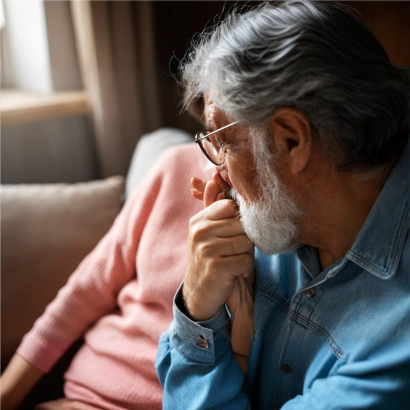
left=276, top=296, right=301, bottom=406
left=279, top=286, right=319, bottom=404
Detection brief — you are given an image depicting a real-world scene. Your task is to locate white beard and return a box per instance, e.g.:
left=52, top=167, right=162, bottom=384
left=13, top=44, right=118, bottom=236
left=230, top=127, right=302, bottom=255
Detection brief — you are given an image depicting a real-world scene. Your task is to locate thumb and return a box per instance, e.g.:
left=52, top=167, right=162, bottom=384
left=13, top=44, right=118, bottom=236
left=204, top=180, right=223, bottom=209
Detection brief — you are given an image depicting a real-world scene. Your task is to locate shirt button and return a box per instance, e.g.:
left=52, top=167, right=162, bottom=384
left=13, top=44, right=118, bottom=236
left=196, top=335, right=209, bottom=349
left=305, top=287, right=316, bottom=299
left=282, top=364, right=291, bottom=373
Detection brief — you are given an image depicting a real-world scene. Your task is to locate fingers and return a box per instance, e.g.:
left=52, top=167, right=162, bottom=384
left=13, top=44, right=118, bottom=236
left=191, top=215, right=245, bottom=240
left=212, top=173, right=231, bottom=198
left=209, top=218, right=246, bottom=237
left=191, top=177, right=206, bottom=201
left=191, top=189, right=204, bottom=201
left=191, top=174, right=230, bottom=202
left=204, top=199, right=239, bottom=221
left=191, top=177, right=207, bottom=193
left=189, top=199, right=238, bottom=225
left=204, top=180, right=222, bottom=209
left=212, top=235, right=254, bottom=257
left=186, top=172, right=254, bottom=322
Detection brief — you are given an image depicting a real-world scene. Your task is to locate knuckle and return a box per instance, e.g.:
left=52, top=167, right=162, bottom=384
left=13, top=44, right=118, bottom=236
left=190, top=228, right=200, bottom=243
left=189, top=210, right=206, bottom=227
left=195, top=222, right=208, bottom=237
left=198, top=242, right=213, bottom=257
left=195, top=242, right=205, bottom=255
left=189, top=216, right=197, bottom=231
left=190, top=222, right=207, bottom=242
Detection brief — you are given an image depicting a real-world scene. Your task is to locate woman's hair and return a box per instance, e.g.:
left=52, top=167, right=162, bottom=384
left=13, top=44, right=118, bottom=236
left=181, top=1, right=410, bottom=172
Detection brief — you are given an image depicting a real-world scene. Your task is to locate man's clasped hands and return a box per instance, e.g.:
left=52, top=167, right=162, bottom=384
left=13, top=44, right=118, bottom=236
left=184, top=171, right=255, bottom=373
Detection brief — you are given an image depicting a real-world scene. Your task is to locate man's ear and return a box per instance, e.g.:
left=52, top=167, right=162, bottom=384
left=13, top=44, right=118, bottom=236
left=269, top=107, right=313, bottom=174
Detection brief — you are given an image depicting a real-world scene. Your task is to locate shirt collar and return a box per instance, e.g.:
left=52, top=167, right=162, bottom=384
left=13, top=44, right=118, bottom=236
left=346, top=133, right=410, bottom=279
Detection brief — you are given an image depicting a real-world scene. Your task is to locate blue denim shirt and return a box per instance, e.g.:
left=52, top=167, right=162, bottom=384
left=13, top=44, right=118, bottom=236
left=156, top=138, right=410, bottom=410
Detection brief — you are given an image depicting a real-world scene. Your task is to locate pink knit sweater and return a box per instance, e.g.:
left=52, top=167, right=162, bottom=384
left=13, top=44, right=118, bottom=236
left=17, top=144, right=209, bottom=410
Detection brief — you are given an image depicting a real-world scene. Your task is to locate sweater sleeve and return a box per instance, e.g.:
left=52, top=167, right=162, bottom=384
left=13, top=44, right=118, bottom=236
left=16, top=152, right=168, bottom=373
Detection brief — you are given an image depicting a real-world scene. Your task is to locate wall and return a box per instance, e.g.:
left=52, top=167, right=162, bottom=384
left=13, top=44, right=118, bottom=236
left=152, top=1, right=410, bottom=136
left=344, top=1, right=410, bottom=68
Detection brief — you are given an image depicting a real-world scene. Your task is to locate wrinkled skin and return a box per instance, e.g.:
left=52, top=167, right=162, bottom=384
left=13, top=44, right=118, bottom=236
left=188, top=172, right=255, bottom=373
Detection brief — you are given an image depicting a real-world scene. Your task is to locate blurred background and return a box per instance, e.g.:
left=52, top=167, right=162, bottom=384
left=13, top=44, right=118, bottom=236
left=1, top=0, right=410, bottom=184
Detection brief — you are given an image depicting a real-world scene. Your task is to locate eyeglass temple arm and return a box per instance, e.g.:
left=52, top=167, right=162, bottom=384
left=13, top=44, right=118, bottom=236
left=195, top=120, right=240, bottom=141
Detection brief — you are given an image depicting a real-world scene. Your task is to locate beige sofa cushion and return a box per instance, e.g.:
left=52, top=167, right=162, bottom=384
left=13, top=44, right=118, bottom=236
left=1, top=176, right=124, bottom=369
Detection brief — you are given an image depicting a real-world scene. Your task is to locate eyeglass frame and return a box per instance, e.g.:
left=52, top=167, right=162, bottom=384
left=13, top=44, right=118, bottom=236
left=194, top=120, right=240, bottom=165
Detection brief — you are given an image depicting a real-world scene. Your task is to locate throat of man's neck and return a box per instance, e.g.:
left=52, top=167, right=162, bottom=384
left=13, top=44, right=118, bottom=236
left=315, top=202, right=377, bottom=271
left=317, top=249, right=344, bottom=271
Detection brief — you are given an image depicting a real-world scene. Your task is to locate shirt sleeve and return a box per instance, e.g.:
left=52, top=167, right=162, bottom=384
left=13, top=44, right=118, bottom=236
left=156, top=283, right=252, bottom=410
left=16, top=152, right=166, bottom=373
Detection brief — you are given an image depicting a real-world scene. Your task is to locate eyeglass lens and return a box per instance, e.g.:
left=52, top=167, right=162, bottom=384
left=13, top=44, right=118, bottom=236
left=199, top=132, right=225, bottom=165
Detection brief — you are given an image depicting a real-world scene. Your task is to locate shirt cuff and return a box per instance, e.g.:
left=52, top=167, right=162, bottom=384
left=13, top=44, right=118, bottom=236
left=170, top=281, right=231, bottom=365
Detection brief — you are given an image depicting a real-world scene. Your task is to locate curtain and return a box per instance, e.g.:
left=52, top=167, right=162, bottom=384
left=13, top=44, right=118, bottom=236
left=71, top=0, right=162, bottom=178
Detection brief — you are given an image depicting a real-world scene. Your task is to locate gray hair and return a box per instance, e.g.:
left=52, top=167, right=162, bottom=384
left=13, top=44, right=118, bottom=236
left=181, top=1, right=410, bottom=172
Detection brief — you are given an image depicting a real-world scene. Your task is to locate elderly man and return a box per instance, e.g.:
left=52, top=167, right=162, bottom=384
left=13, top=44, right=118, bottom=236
left=156, top=1, right=410, bottom=409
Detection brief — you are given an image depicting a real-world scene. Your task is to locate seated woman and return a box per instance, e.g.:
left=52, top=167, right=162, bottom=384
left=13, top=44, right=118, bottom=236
left=1, top=129, right=253, bottom=410
left=1, top=142, right=209, bottom=410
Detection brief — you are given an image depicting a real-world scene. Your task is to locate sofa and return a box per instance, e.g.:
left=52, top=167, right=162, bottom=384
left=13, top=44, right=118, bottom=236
left=0, top=128, right=193, bottom=408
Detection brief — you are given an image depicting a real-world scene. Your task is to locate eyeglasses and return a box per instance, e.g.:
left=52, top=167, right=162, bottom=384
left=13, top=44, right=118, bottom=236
left=195, top=121, right=239, bottom=165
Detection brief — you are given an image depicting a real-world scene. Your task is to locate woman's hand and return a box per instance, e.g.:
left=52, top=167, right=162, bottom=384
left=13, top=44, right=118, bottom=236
left=1, top=354, right=45, bottom=410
